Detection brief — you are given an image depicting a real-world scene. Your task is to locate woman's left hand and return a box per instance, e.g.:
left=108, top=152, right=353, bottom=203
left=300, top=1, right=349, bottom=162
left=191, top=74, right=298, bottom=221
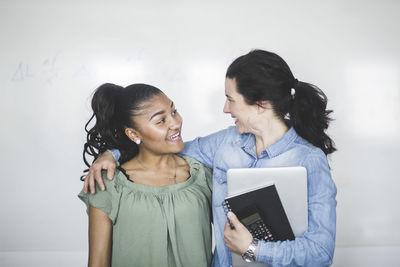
left=223, top=211, right=254, bottom=255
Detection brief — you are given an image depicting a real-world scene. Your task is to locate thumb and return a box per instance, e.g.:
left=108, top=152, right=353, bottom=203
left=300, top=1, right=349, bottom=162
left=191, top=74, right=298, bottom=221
left=106, top=164, right=116, bottom=180
left=227, top=211, right=240, bottom=227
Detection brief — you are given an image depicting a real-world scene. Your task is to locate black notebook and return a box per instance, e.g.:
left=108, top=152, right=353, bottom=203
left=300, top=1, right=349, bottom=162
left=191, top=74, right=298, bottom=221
left=223, top=183, right=295, bottom=242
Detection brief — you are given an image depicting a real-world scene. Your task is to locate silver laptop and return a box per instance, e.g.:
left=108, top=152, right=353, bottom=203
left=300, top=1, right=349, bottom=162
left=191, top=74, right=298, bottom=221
left=227, top=167, right=308, bottom=267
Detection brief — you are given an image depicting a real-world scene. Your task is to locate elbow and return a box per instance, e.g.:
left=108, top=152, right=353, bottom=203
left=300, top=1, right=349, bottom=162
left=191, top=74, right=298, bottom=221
left=313, top=250, right=333, bottom=267
left=285, top=236, right=334, bottom=266
left=303, top=237, right=335, bottom=267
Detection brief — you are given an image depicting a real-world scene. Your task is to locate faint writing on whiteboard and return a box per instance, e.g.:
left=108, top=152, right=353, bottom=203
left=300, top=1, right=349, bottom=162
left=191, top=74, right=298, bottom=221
left=12, top=62, right=35, bottom=81
left=11, top=53, right=61, bottom=84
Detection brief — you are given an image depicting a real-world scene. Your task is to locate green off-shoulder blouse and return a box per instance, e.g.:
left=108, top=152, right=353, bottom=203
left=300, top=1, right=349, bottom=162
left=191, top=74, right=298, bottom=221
left=79, top=155, right=213, bottom=267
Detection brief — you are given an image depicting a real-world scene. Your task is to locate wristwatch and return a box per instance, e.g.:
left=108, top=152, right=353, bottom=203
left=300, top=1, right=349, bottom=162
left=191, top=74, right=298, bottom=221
left=242, top=238, right=259, bottom=262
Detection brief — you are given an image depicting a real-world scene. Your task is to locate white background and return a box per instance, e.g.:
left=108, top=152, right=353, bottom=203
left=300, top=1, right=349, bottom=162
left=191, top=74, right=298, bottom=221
left=1, top=0, right=399, bottom=266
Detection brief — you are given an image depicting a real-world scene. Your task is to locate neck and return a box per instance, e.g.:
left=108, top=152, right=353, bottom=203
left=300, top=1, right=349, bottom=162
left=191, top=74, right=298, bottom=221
left=253, top=119, right=289, bottom=157
left=133, top=150, right=176, bottom=170
left=122, top=148, right=180, bottom=185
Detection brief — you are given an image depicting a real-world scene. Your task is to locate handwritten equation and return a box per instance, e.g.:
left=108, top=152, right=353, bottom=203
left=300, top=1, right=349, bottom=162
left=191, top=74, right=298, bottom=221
left=10, top=50, right=185, bottom=85
left=10, top=52, right=94, bottom=84
left=11, top=53, right=63, bottom=84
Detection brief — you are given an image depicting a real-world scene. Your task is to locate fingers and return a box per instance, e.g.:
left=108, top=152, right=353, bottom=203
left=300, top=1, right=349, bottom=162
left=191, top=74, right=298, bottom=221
left=223, top=222, right=233, bottom=247
left=83, top=165, right=113, bottom=194
left=106, top=164, right=116, bottom=181
left=83, top=168, right=95, bottom=195
left=227, top=218, right=235, bottom=229
left=83, top=174, right=90, bottom=194
left=94, top=166, right=106, bottom=192
left=224, top=221, right=231, bottom=232
left=224, top=212, right=254, bottom=255
left=82, top=150, right=117, bottom=194
left=89, top=169, right=96, bottom=194
left=227, top=211, right=240, bottom=228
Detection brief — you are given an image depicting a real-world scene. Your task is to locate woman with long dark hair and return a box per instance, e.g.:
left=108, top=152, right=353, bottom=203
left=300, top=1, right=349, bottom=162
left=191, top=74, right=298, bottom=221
left=79, top=83, right=212, bottom=267
left=84, top=50, right=337, bottom=266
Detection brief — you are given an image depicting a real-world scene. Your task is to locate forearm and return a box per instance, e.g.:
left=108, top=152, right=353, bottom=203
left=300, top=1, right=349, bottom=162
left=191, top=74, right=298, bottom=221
left=108, top=149, right=120, bottom=162
left=180, top=128, right=232, bottom=167
left=255, top=190, right=337, bottom=265
left=88, top=240, right=112, bottom=267
left=256, top=233, right=334, bottom=266
left=180, top=139, right=214, bottom=167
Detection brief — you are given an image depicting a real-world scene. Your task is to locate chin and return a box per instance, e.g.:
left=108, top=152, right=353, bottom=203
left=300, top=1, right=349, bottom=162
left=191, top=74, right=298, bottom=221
left=176, top=145, right=184, bottom=153
left=171, top=141, right=184, bottom=153
left=235, top=125, right=250, bottom=135
left=235, top=125, right=244, bottom=134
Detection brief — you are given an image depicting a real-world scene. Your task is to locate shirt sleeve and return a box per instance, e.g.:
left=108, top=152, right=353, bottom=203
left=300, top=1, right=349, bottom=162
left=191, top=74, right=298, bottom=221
left=108, top=149, right=121, bottom=162
left=78, top=171, right=123, bottom=224
left=181, top=127, right=231, bottom=168
left=255, top=148, right=337, bottom=266
left=204, top=166, right=213, bottom=192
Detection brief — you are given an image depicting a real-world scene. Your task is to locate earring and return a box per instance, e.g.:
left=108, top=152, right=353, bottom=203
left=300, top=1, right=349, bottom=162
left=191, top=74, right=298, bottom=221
left=135, top=139, right=141, bottom=145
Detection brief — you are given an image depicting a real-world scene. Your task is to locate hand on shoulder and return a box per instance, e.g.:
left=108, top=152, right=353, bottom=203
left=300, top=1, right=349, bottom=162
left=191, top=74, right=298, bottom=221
left=83, top=151, right=117, bottom=194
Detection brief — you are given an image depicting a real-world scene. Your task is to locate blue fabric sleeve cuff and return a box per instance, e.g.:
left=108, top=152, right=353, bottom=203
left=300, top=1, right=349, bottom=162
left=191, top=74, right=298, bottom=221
left=108, top=149, right=120, bottom=161
left=255, top=240, right=274, bottom=264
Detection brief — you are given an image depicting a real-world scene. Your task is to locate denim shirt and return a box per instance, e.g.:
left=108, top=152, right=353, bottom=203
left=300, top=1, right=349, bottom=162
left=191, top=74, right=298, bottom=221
left=181, top=126, right=337, bottom=267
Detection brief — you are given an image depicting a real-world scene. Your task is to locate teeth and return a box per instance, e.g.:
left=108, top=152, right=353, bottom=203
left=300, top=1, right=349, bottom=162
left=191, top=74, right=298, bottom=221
left=169, top=132, right=180, bottom=139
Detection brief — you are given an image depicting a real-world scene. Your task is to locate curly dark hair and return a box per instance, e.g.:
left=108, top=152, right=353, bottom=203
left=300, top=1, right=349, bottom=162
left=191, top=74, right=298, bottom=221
left=82, top=83, right=163, bottom=172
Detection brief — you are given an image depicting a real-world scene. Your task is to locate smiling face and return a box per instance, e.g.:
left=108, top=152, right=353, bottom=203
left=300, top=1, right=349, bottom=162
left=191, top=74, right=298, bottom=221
left=127, top=93, right=184, bottom=155
left=223, top=78, right=259, bottom=134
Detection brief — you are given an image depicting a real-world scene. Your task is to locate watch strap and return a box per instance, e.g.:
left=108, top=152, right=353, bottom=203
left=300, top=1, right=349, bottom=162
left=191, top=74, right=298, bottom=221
left=242, top=238, right=259, bottom=262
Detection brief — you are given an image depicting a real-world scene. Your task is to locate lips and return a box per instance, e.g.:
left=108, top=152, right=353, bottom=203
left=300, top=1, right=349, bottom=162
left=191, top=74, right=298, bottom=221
left=167, top=132, right=182, bottom=142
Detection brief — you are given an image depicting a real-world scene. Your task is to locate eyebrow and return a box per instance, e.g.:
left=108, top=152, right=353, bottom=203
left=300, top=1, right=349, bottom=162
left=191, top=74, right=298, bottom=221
left=149, top=101, right=174, bottom=121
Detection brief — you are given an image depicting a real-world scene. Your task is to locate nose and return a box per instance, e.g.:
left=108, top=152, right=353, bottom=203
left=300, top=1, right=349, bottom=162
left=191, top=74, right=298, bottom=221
left=169, top=114, right=182, bottom=130
left=223, top=99, right=230, bottom=114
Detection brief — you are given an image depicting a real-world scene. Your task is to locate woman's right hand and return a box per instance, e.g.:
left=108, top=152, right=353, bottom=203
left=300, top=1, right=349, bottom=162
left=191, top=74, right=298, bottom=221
left=84, top=151, right=116, bottom=194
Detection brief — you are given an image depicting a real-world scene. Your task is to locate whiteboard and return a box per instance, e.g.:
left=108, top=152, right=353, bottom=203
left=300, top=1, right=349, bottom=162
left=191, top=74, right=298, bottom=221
left=1, top=1, right=399, bottom=266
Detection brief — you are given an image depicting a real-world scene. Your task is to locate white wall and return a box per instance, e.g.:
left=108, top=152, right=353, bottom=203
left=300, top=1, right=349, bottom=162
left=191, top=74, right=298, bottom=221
left=0, top=0, right=399, bottom=266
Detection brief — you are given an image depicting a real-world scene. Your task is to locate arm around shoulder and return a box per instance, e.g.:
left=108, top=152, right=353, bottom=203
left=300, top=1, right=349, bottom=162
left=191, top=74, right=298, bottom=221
left=181, top=126, right=235, bottom=168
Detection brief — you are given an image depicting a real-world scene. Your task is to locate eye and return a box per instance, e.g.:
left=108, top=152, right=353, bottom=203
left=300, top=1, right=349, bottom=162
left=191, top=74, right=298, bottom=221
left=172, top=108, right=178, bottom=116
left=157, top=118, right=166, bottom=124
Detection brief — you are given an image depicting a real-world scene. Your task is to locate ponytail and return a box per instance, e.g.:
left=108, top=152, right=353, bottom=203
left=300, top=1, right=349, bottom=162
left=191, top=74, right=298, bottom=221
left=82, top=83, right=162, bottom=172
left=289, top=81, right=336, bottom=155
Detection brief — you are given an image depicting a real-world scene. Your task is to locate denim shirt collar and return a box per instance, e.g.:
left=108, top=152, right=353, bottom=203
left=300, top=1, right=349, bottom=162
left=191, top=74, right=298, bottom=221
left=235, top=127, right=298, bottom=159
